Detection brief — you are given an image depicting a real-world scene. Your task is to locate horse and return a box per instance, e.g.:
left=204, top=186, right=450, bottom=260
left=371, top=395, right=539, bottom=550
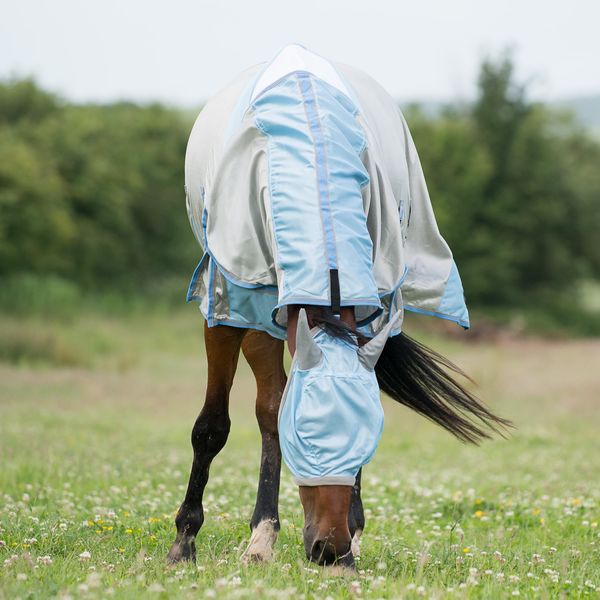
left=167, top=44, right=511, bottom=568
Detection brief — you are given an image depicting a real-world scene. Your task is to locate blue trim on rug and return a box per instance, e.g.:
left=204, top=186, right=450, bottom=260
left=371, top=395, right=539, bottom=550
left=203, top=318, right=287, bottom=341
left=437, top=261, right=470, bottom=327
left=404, top=305, right=470, bottom=329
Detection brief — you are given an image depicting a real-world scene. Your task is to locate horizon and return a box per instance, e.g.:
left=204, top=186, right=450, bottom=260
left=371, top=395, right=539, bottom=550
left=2, top=0, right=599, bottom=107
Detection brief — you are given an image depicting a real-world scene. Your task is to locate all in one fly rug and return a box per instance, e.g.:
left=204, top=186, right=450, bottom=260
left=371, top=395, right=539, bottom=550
left=185, top=44, right=469, bottom=338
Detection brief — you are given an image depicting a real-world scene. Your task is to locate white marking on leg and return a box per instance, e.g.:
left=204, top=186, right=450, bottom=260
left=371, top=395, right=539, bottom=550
left=241, top=519, right=278, bottom=563
left=351, top=528, right=362, bottom=557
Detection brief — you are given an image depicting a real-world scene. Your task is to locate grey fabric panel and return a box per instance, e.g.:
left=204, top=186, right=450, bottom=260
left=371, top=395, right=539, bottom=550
left=292, top=476, right=356, bottom=487
left=185, top=63, right=264, bottom=252
left=335, top=63, right=454, bottom=313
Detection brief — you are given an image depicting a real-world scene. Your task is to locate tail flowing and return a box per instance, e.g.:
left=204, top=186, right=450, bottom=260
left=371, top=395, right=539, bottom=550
left=375, top=332, right=512, bottom=444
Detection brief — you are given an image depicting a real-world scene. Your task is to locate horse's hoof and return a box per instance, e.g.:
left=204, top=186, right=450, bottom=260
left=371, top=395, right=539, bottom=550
left=167, top=537, right=196, bottom=564
left=350, top=529, right=362, bottom=557
left=241, top=519, right=278, bottom=564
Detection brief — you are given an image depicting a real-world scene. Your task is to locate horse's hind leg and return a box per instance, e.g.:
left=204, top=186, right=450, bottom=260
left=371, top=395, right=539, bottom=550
left=168, top=323, right=246, bottom=564
left=348, top=469, right=365, bottom=557
left=240, top=330, right=287, bottom=563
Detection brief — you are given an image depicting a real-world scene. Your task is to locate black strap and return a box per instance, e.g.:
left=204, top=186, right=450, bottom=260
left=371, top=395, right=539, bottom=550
left=329, top=269, right=341, bottom=315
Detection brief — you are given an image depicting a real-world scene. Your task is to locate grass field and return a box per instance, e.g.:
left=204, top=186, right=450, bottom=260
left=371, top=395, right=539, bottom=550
left=1, top=308, right=600, bottom=599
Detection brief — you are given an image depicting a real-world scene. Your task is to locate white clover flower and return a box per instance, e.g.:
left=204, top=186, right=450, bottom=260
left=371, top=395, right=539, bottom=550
left=37, top=555, right=53, bottom=565
left=349, top=580, right=361, bottom=594
left=531, top=553, right=544, bottom=564
left=78, top=550, right=91, bottom=561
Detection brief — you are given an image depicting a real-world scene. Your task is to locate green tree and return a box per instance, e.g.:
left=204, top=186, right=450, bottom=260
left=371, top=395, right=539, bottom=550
left=413, top=55, right=600, bottom=310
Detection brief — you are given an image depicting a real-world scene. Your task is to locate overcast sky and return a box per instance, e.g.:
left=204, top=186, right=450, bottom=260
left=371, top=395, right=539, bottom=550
left=2, top=0, right=599, bottom=105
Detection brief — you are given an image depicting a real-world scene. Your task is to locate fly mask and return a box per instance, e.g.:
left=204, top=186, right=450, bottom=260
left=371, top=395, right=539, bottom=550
left=278, top=309, right=402, bottom=486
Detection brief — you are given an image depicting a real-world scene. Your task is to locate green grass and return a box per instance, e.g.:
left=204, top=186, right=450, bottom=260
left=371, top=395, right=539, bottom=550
left=1, top=308, right=600, bottom=598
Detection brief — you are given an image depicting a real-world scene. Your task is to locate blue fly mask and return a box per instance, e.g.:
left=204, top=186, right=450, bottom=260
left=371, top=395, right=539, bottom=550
left=278, top=309, right=402, bottom=486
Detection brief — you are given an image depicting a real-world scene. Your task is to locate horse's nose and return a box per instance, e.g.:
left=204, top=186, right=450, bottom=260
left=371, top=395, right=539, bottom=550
left=310, top=538, right=354, bottom=567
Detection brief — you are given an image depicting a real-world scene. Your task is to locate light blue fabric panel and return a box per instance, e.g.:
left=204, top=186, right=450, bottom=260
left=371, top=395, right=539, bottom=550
left=252, top=72, right=380, bottom=316
left=436, top=261, right=470, bottom=328
left=187, top=255, right=285, bottom=339
left=222, top=276, right=284, bottom=338
left=278, top=329, right=384, bottom=485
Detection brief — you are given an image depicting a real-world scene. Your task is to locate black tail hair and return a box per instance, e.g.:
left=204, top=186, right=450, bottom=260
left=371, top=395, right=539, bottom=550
left=311, top=309, right=512, bottom=444
left=375, top=332, right=513, bottom=444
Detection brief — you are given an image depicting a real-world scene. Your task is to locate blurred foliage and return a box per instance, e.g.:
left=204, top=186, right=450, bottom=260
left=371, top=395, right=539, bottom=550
left=1, top=56, right=599, bottom=330
left=0, top=79, right=195, bottom=290
left=408, top=55, right=600, bottom=312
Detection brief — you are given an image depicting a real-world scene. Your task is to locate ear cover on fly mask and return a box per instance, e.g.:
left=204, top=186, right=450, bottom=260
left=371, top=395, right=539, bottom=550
left=278, top=309, right=402, bottom=486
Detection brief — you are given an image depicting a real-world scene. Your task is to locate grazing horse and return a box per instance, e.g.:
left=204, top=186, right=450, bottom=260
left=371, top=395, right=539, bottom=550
left=168, top=45, right=510, bottom=567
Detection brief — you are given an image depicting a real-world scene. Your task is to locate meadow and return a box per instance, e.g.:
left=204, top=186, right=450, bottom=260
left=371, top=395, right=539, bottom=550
left=1, top=307, right=599, bottom=599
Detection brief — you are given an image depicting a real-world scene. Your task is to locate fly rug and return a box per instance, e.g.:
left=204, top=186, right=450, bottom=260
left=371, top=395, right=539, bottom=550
left=168, top=44, right=511, bottom=568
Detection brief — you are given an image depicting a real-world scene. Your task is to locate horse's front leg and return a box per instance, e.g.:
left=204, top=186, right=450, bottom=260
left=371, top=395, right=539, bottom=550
left=240, top=330, right=287, bottom=563
left=168, top=323, right=246, bottom=564
left=348, top=469, right=365, bottom=557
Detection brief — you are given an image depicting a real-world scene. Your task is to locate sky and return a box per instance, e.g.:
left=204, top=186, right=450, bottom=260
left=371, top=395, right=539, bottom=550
left=1, top=0, right=599, bottom=105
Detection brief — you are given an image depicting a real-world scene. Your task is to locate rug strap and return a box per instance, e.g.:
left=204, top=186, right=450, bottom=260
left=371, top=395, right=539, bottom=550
left=329, top=269, right=341, bottom=315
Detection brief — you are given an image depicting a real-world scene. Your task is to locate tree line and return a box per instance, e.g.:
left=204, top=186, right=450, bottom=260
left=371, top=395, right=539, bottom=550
left=1, top=57, right=599, bottom=317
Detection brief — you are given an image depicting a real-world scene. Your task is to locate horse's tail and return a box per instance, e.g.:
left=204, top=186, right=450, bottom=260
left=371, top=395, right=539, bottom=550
left=375, top=332, right=512, bottom=444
